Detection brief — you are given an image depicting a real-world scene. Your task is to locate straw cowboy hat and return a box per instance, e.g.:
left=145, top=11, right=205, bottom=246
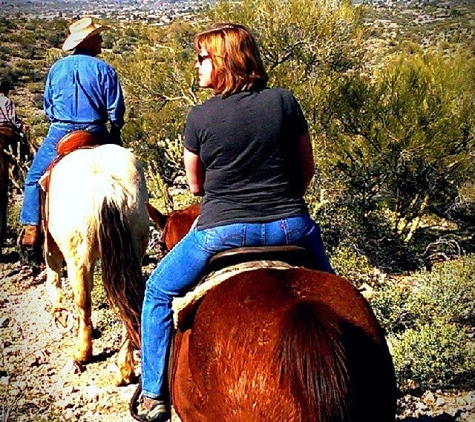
left=62, top=17, right=109, bottom=51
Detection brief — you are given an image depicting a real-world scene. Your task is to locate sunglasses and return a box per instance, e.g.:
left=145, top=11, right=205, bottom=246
left=197, top=54, right=211, bottom=64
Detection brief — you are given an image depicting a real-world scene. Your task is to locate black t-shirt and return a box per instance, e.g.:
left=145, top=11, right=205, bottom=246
left=184, top=87, right=310, bottom=229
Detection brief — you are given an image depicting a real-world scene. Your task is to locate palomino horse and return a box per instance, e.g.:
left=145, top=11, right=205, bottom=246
left=143, top=205, right=398, bottom=422
left=43, top=142, right=149, bottom=385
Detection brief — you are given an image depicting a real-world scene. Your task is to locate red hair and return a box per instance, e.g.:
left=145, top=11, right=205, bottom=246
left=194, top=23, right=268, bottom=98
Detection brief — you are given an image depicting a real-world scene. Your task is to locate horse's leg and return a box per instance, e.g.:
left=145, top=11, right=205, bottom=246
left=115, top=324, right=136, bottom=386
left=45, top=240, right=67, bottom=319
left=67, top=260, right=94, bottom=363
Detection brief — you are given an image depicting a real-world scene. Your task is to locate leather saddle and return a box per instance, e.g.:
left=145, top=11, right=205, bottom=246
left=0, top=126, right=17, bottom=152
left=172, top=245, right=319, bottom=331
left=39, top=131, right=100, bottom=257
left=207, top=244, right=321, bottom=272
left=40, top=130, right=99, bottom=192
left=56, top=130, right=99, bottom=155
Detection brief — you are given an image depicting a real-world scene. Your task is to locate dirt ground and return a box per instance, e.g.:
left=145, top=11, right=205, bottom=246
left=0, top=250, right=142, bottom=421
left=1, top=229, right=475, bottom=422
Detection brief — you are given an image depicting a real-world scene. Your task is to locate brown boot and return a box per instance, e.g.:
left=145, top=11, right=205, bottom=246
left=18, top=225, right=40, bottom=247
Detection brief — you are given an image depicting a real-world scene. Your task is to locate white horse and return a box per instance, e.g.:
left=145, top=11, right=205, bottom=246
left=42, top=143, right=149, bottom=385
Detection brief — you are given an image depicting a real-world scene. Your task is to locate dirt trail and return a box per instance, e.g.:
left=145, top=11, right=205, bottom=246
left=1, top=242, right=475, bottom=422
left=1, top=257, right=139, bottom=422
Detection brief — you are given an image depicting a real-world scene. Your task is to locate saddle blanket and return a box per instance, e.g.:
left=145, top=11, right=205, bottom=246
left=171, top=260, right=294, bottom=329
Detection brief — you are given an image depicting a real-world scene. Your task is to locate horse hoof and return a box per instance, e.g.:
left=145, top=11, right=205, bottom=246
left=73, top=349, right=93, bottom=363
left=72, top=360, right=86, bottom=374
left=61, top=359, right=86, bottom=376
left=115, top=368, right=137, bottom=386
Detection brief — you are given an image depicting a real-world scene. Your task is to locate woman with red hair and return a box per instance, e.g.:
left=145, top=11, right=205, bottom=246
left=137, top=23, right=333, bottom=422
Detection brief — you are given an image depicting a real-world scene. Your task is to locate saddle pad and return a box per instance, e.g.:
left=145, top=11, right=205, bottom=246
left=172, top=260, right=294, bottom=329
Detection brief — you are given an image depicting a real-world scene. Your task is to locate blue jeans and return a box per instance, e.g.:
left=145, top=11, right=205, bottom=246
left=20, top=122, right=110, bottom=225
left=141, top=214, right=334, bottom=399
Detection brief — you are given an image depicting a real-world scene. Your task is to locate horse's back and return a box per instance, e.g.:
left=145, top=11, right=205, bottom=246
left=173, top=268, right=397, bottom=422
left=50, top=144, right=144, bottom=191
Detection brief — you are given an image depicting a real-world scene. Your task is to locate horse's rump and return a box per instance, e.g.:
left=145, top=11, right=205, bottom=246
left=46, top=144, right=148, bottom=254
left=172, top=267, right=397, bottom=422
left=156, top=203, right=200, bottom=250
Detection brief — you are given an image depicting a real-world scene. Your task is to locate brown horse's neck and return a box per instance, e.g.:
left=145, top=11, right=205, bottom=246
left=148, top=203, right=200, bottom=251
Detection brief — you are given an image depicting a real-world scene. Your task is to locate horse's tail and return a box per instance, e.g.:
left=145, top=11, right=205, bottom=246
left=98, top=195, right=145, bottom=349
left=277, top=301, right=352, bottom=422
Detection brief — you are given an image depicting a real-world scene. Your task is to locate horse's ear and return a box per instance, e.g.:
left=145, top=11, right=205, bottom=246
left=145, top=202, right=168, bottom=228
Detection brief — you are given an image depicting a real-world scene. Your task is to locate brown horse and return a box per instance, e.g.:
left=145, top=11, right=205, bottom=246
left=145, top=205, right=397, bottom=422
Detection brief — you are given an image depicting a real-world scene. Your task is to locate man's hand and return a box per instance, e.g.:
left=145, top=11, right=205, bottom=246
left=109, top=126, right=122, bottom=146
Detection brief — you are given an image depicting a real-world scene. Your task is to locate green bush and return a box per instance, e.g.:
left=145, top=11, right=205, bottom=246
left=32, top=93, right=44, bottom=110
left=314, top=197, right=423, bottom=273
left=408, top=259, right=475, bottom=325
left=7, top=199, right=21, bottom=235
left=0, top=65, right=20, bottom=84
left=369, top=278, right=414, bottom=334
left=329, top=245, right=374, bottom=286
left=390, top=321, right=475, bottom=391
left=369, top=255, right=475, bottom=392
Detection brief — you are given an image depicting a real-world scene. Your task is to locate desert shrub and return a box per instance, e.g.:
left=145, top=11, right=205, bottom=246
left=27, top=69, right=46, bottom=83
left=27, top=82, right=44, bottom=94
left=390, top=320, right=475, bottom=391
left=0, top=43, right=13, bottom=55
left=24, top=21, right=37, bottom=31
left=408, top=258, right=475, bottom=326
left=7, top=199, right=21, bottom=235
left=32, top=93, right=44, bottom=110
left=16, top=44, right=37, bottom=60
left=314, top=197, right=424, bottom=273
left=45, top=31, right=64, bottom=49
left=370, top=255, right=475, bottom=392
left=329, top=245, right=374, bottom=286
left=0, top=65, right=20, bottom=84
left=14, top=59, right=34, bottom=72
left=369, top=278, right=415, bottom=334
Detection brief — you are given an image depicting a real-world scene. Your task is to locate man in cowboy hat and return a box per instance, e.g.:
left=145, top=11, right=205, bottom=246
left=18, top=17, right=125, bottom=255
